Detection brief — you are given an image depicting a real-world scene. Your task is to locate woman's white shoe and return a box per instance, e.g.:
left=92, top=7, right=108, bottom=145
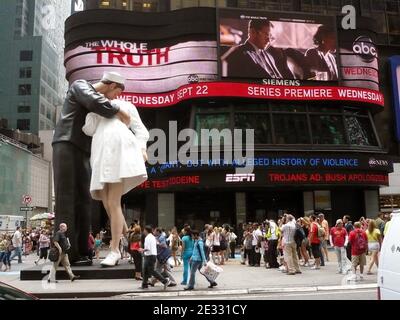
left=100, top=251, right=120, bottom=267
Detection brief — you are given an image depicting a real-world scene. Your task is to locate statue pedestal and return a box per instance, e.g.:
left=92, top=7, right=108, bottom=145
left=20, top=259, right=135, bottom=280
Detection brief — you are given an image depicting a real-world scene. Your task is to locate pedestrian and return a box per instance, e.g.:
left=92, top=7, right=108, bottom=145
left=366, top=220, right=381, bottom=275
left=88, top=232, right=95, bottom=261
left=251, top=223, right=263, bottom=267
left=0, top=234, right=8, bottom=271
left=184, top=230, right=217, bottom=290
left=151, top=228, right=176, bottom=287
left=1, top=235, right=12, bottom=272
left=228, top=227, right=237, bottom=259
left=129, top=226, right=143, bottom=281
left=169, top=227, right=181, bottom=267
left=299, top=218, right=310, bottom=267
left=139, top=225, right=170, bottom=289
left=48, top=223, right=80, bottom=283
left=219, top=227, right=227, bottom=265
left=244, top=225, right=253, bottom=266
left=34, top=230, right=51, bottom=265
left=266, top=220, right=280, bottom=268
left=281, top=215, right=301, bottom=275
left=94, top=233, right=102, bottom=260
left=329, top=219, right=348, bottom=274
left=343, top=215, right=354, bottom=260
left=348, top=221, right=368, bottom=281
left=309, top=215, right=322, bottom=270
left=10, top=227, right=22, bottom=263
left=181, top=226, right=194, bottom=285
left=318, top=213, right=330, bottom=262
left=211, top=227, right=221, bottom=265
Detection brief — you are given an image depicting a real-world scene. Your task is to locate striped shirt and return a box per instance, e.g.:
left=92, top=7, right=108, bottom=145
left=281, top=221, right=297, bottom=244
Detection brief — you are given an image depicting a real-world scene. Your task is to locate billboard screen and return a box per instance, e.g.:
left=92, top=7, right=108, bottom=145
left=219, top=9, right=338, bottom=82
left=389, top=56, right=400, bottom=141
left=65, top=38, right=218, bottom=94
left=339, top=29, right=379, bottom=90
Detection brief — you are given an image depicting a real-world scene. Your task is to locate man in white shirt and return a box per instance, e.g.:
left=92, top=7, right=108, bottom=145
left=139, top=225, right=170, bottom=289
left=281, top=215, right=301, bottom=275
left=251, top=223, right=263, bottom=267
left=10, top=227, right=23, bottom=263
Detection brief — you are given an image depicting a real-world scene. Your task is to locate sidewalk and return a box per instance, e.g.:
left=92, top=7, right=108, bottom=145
left=0, top=250, right=378, bottom=298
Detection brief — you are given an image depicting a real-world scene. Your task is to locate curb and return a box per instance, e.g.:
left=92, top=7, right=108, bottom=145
left=119, top=283, right=377, bottom=298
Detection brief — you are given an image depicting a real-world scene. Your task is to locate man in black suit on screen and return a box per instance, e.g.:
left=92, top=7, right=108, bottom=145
left=221, top=19, right=294, bottom=79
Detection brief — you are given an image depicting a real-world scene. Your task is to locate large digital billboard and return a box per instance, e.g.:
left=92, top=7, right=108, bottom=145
left=389, top=56, right=400, bottom=141
left=339, top=28, right=379, bottom=90
left=219, top=9, right=338, bottom=82
left=65, top=38, right=218, bottom=93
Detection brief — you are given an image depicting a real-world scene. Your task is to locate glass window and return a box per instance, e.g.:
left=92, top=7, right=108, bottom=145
left=310, top=115, right=346, bottom=144
left=388, top=14, right=400, bottom=34
left=19, top=67, right=32, bottom=78
left=309, top=105, right=342, bottom=113
left=345, top=116, right=378, bottom=146
left=18, top=84, right=31, bottom=95
left=386, top=1, right=399, bottom=12
left=17, top=119, right=30, bottom=131
left=273, top=114, right=310, bottom=144
left=195, top=113, right=230, bottom=145
left=17, top=105, right=30, bottom=113
left=20, top=50, right=33, bottom=61
left=234, top=113, right=272, bottom=144
left=271, top=103, right=306, bottom=112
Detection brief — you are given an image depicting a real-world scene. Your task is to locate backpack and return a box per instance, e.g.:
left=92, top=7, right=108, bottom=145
left=294, top=225, right=305, bottom=245
left=353, top=230, right=367, bottom=255
left=220, top=234, right=227, bottom=250
left=317, top=225, right=326, bottom=239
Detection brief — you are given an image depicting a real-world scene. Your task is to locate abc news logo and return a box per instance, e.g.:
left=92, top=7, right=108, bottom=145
left=225, top=173, right=255, bottom=182
left=352, top=36, right=378, bottom=63
left=368, top=158, right=389, bottom=168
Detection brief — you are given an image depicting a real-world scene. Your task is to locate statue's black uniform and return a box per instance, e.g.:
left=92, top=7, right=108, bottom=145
left=52, top=80, right=119, bottom=263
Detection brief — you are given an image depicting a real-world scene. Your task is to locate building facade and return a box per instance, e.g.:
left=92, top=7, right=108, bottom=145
left=0, top=0, right=71, bottom=134
left=0, top=133, right=51, bottom=227
left=66, top=2, right=399, bottom=231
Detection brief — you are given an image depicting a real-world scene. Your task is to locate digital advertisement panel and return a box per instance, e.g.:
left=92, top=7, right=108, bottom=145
left=389, top=56, right=400, bottom=141
left=65, top=38, right=218, bottom=94
left=339, top=29, right=379, bottom=90
left=219, top=9, right=338, bottom=82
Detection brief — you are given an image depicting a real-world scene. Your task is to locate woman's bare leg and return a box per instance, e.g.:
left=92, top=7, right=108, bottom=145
left=98, top=185, right=113, bottom=248
left=107, top=183, right=126, bottom=253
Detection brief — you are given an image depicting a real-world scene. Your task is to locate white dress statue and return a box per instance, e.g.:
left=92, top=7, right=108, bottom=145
left=82, top=99, right=149, bottom=267
left=82, top=99, right=149, bottom=200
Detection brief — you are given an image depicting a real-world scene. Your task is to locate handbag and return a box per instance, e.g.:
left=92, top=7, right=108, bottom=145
left=48, top=247, right=60, bottom=262
left=200, top=261, right=223, bottom=282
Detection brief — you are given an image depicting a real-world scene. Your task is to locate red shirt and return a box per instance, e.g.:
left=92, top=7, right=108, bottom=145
left=330, top=227, right=347, bottom=247
left=309, top=222, right=320, bottom=245
left=349, top=229, right=368, bottom=256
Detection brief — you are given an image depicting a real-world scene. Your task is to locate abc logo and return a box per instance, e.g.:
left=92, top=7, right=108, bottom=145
left=352, top=36, right=377, bottom=63
left=188, top=74, right=199, bottom=84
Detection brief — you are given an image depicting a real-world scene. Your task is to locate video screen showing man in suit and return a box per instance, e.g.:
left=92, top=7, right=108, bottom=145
left=219, top=11, right=338, bottom=82
left=221, top=19, right=294, bottom=79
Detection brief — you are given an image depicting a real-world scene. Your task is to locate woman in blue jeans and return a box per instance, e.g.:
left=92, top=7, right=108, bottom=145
left=184, top=230, right=217, bottom=290
left=181, top=227, right=193, bottom=285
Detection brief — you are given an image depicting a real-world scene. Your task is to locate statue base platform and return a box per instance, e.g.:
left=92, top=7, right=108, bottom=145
left=20, top=258, right=135, bottom=280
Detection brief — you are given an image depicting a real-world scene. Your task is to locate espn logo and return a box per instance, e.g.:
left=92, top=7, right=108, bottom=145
left=225, top=173, right=255, bottom=182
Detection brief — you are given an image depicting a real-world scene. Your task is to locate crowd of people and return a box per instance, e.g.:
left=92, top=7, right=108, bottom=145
left=0, top=211, right=394, bottom=289
left=0, top=226, right=53, bottom=271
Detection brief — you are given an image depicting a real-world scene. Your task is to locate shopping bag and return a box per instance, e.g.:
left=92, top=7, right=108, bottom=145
left=200, top=261, right=223, bottom=283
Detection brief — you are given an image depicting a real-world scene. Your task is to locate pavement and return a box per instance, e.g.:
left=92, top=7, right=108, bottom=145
left=0, top=249, right=378, bottom=299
